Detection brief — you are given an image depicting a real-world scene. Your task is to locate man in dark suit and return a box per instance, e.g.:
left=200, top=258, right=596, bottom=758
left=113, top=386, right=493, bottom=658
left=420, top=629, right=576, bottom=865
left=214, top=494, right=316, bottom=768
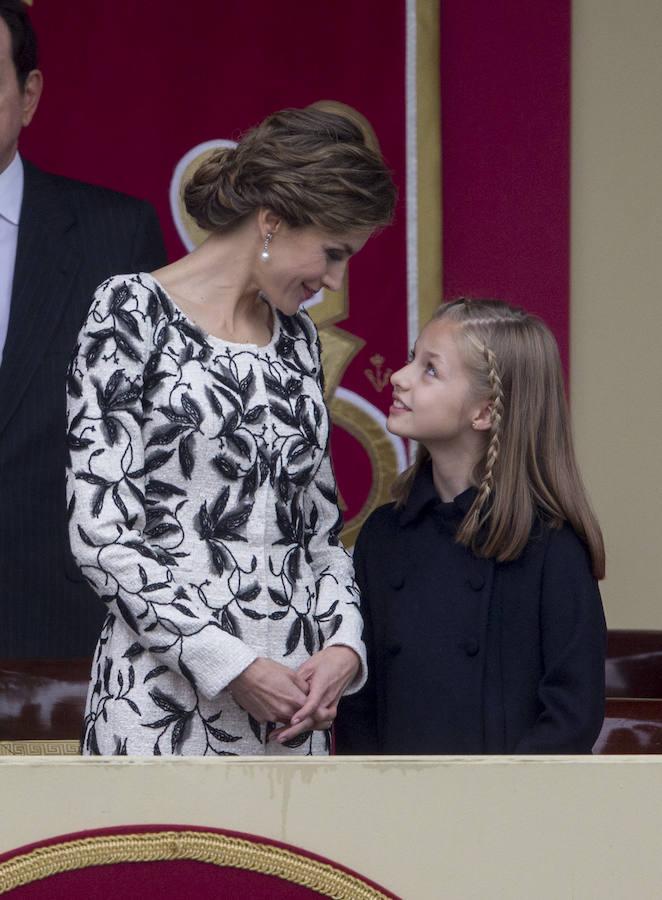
left=0, top=1, right=167, bottom=657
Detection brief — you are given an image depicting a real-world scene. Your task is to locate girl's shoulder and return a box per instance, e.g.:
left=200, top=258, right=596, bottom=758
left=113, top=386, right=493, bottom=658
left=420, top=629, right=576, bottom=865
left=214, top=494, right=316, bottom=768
left=355, top=502, right=400, bottom=548
left=526, top=520, right=596, bottom=583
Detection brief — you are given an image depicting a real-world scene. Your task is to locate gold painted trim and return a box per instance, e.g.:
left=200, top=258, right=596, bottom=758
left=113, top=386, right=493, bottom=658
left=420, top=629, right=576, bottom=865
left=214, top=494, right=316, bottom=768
left=0, top=740, right=79, bottom=756
left=319, top=325, right=365, bottom=401
left=417, top=0, right=442, bottom=325
left=331, top=396, right=400, bottom=547
left=0, top=830, right=395, bottom=899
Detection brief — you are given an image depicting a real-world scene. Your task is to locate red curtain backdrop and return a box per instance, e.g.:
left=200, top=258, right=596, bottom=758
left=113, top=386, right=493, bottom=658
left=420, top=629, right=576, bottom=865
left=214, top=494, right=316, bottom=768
left=19, top=1, right=570, bottom=518
left=20, top=0, right=411, bottom=527
left=440, top=0, right=571, bottom=371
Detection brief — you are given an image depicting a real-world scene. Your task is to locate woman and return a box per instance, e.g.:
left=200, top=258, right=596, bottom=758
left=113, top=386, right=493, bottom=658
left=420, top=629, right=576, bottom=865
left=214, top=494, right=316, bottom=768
left=66, top=105, right=396, bottom=755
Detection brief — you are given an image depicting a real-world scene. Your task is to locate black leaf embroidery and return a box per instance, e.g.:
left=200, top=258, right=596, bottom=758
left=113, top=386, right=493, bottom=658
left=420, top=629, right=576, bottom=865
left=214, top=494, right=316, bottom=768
left=123, top=642, right=144, bottom=660
left=268, top=588, right=289, bottom=607
left=271, top=402, right=299, bottom=429
left=213, top=455, right=239, bottom=480
left=144, top=666, right=168, bottom=683
left=285, top=617, right=302, bottom=656
left=147, top=424, right=190, bottom=447
left=282, top=731, right=312, bottom=749
left=116, top=598, right=139, bottom=634
left=145, top=480, right=186, bottom=498
left=302, top=618, right=315, bottom=655
left=248, top=715, right=262, bottom=742
left=208, top=723, right=241, bottom=743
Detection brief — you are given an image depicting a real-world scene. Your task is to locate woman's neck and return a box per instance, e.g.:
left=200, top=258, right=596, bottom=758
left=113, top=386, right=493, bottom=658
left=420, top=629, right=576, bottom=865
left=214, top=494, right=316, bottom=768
left=152, top=229, right=269, bottom=341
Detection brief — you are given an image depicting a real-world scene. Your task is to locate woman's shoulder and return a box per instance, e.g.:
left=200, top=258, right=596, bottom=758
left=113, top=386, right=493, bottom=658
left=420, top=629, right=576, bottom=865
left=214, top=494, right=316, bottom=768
left=90, top=272, right=171, bottom=312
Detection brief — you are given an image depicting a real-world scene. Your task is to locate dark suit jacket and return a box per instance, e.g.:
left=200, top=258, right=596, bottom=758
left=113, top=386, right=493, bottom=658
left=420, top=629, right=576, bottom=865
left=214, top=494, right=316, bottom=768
left=0, top=160, right=167, bottom=658
left=335, top=465, right=607, bottom=755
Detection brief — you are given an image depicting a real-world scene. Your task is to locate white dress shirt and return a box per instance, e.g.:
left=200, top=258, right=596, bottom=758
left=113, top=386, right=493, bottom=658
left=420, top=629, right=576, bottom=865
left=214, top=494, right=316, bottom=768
left=0, top=152, right=24, bottom=366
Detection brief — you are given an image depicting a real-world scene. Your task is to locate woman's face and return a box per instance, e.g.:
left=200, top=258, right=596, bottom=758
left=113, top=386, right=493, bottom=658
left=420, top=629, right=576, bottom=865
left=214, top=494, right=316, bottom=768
left=257, top=224, right=371, bottom=315
left=388, top=319, right=489, bottom=449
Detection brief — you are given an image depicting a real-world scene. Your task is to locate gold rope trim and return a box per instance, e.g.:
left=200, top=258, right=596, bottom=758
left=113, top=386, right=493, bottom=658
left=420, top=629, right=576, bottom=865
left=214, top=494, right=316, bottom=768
left=330, top=395, right=400, bottom=547
left=0, top=830, right=395, bottom=899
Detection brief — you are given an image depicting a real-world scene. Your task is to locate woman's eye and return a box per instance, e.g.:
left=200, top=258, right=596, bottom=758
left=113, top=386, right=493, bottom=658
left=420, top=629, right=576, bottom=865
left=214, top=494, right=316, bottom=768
left=425, top=363, right=437, bottom=376
left=325, top=249, right=343, bottom=262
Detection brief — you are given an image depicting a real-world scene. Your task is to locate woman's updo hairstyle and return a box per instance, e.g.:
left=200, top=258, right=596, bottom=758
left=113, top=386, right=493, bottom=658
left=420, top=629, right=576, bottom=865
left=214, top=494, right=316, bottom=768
left=184, top=104, right=397, bottom=235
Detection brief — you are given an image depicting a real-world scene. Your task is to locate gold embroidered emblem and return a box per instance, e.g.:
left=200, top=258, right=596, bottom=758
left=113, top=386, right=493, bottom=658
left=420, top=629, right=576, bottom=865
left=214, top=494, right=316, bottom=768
left=364, top=354, right=393, bottom=393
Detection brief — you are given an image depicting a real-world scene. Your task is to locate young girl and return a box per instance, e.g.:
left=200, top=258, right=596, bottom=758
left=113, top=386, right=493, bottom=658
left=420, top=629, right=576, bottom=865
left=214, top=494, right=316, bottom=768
left=335, top=299, right=606, bottom=754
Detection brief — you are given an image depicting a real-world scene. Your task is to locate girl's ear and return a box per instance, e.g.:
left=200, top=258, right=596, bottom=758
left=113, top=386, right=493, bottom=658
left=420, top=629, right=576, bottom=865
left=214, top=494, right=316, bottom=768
left=471, top=401, right=493, bottom=432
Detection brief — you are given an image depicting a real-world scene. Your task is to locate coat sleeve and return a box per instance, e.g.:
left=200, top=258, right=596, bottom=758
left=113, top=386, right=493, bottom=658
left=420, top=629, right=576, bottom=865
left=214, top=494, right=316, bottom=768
left=514, top=526, right=607, bottom=753
left=129, top=200, right=168, bottom=273
left=334, top=520, right=380, bottom=752
left=300, top=317, right=367, bottom=693
left=66, top=277, right=258, bottom=699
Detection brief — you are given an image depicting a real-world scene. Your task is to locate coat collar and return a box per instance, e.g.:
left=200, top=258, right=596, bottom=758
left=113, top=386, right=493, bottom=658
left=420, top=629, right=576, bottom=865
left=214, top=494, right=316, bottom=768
left=399, top=461, right=478, bottom=528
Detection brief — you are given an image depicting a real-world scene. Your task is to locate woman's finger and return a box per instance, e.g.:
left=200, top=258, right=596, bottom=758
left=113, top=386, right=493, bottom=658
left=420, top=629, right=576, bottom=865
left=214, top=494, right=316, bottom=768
left=269, top=715, right=316, bottom=744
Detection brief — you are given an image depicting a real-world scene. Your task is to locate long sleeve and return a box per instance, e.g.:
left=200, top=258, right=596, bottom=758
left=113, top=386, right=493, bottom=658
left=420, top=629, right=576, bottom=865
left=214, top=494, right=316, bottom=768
left=334, top=523, right=379, bottom=752
left=300, top=318, right=367, bottom=692
left=514, top=526, right=607, bottom=754
left=66, top=278, right=257, bottom=699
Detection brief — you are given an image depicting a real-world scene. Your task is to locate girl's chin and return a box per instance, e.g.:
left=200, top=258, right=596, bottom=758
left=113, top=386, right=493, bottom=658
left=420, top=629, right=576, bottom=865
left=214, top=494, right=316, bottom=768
left=386, top=416, right=411, bottom=438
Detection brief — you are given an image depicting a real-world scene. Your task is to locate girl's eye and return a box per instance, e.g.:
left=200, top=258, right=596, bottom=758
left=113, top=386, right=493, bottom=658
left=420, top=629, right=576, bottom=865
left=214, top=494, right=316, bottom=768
left=407, top=348, right=415, bottom=362
left=325, top=249, right=343, bottom=262
left=425, top=363, right=437, bottom=376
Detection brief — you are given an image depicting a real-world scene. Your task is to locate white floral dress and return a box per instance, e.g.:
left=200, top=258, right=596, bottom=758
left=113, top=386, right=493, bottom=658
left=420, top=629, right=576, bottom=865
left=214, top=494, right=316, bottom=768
left=66, top=273, right=366, bottom=756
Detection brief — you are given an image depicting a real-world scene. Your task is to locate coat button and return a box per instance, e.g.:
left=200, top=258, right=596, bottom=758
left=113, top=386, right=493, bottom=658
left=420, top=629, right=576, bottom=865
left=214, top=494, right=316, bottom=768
left=466, top=574, right=485, bottom=591
left=461, top=639, right=480, bottom=657
left=388, top=572, right=405, bottom=590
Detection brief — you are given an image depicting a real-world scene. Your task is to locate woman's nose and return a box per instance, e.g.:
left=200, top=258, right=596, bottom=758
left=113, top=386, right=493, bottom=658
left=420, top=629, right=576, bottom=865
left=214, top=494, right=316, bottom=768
left=322, top=263, right=345, bottom=293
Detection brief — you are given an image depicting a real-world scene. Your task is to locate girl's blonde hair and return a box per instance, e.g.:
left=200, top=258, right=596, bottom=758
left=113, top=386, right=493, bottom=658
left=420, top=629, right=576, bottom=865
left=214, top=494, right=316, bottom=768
left=392, top=299, right=605, bottom=578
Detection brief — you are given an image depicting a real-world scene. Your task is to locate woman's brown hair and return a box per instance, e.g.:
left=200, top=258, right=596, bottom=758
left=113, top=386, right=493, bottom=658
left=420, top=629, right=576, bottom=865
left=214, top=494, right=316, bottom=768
left=392, top=299, right=606, bottom=579
left=184, top=104, right=396, bottom=234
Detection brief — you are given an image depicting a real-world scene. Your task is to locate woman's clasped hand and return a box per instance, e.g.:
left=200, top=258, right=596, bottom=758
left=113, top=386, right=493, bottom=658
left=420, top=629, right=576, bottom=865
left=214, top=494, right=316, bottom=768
left=230, top=646, right=359, bottom=743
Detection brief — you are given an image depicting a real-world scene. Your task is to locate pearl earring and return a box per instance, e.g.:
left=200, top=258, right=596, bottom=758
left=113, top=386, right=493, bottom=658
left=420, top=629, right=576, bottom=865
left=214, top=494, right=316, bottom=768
left=261, top=232, right=273, bottom=261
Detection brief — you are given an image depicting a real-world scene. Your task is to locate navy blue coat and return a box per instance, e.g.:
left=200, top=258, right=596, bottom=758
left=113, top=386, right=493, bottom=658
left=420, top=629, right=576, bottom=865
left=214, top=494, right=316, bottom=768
left=335, top=465, right=607, bottom=755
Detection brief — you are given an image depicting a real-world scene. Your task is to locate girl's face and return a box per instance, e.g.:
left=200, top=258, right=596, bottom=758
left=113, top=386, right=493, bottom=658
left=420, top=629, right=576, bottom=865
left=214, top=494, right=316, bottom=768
left=388, top=319, right=489, bottom=448
left=257, top=223, right=371, bottom=316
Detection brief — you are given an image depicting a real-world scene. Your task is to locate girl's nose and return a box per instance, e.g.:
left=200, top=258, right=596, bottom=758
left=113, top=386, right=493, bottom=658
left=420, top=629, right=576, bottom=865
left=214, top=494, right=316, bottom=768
left=390, top=365, right=408, bottom=389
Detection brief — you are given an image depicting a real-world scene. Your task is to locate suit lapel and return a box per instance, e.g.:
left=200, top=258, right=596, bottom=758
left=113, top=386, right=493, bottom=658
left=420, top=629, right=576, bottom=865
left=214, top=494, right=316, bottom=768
left=0, top=162, right=80, bottom=436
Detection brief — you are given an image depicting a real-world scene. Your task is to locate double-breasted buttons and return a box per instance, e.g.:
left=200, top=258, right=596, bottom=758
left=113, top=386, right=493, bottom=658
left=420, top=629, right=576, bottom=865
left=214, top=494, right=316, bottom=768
left=466, top=573, right=485, bottom=591
left=387, top=566, right=405, bottom=590
left=459, top=638, right=480, bottom=657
